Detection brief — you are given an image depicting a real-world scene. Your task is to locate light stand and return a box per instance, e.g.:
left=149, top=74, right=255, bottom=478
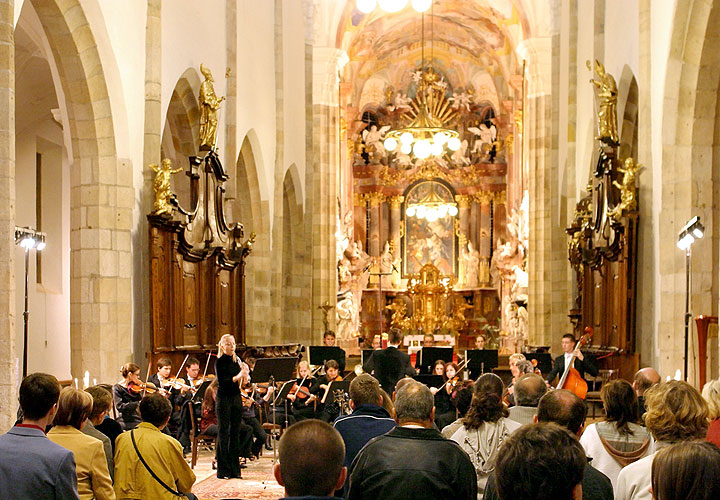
left=14, top=227, right=46, bottom=378
left=677, top=216, right=704, bottom=382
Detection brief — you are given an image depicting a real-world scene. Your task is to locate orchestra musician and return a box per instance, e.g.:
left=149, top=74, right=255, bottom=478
left=545, top=333, right=598, bottom=386
left=310, top=360, right=344, bottom=422
left=112, top=362, right=143, bottom=430
left=214, top=334, right=249, bottom=479
left=475, top=334, right=486, bottom=350
left=434, top=362, right=462, bottom=429
left=286, top=360, right=317, bottom=421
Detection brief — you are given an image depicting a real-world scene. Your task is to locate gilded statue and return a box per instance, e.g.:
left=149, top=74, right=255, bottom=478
left=199, top=64, right=225, bottom=151
left=588, top=60, right=619, bottom=145
left=608, top=157, right=642, bottom=218
left=150, top=158, right=183, bottom=216
left=386, top=297, right=411, bottom=330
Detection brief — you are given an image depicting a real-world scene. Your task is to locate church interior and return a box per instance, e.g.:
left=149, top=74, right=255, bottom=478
left=2, top=0, right=720, bottom=493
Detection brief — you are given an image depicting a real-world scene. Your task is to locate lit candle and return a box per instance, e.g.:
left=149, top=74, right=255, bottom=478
left=74, top=378, right=78, bottom=389
left=83, top=371, right=90, bottom=389
left=93, top=378, right=97, bottom=386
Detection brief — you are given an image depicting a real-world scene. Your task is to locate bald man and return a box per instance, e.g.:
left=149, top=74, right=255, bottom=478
left=633, top=367, right=660, bottom=416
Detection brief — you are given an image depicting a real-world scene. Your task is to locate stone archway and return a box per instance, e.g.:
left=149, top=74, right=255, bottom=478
left=659, top=0, right=720, bottom=382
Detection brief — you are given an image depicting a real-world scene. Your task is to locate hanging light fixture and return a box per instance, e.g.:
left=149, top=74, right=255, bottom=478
left=381, top=2, right=460, bottom=159
left=405, top=184, right=458, bottom=222
left=356, top=0, right=430, bottom=13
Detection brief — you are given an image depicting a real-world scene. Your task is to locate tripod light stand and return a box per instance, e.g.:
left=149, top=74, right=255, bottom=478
left=676, top=216, right=704, bottom=382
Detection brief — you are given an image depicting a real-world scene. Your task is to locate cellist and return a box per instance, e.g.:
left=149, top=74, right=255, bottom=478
left=545, top=333, right=598, bottom=389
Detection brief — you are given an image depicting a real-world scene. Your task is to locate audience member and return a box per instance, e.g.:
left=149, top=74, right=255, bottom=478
left=83, top=386, right=115, bottom=478
left=334, top=374, right=396, bottom=469
left=362, top=328, right=416, bottom=394
left=450, top=373, right=521, bottom=497
left=495, top=423, right=586, bottom=500
left=0, top=373, right=79, bottom=499
left=48, top=387, right=115, bottom=500
left=508, top=373, right=547, bottom=425
left=378, top=388, right=395, bottom=418
left=441, top=386, right=473, bottom=438
left=348, top=381, right=477, bottom=500
left=93, top=384, right=123, bottom=453
left=579, top=379, right=652, bottom=488
left=701, top=379, right=720, bottom=448
left=392, top=376, right=415, bottom=401
left=615, top=381, right=709, bottom=500
left=633, top=367, right=660, bottom=416
left=273, top=420, right=347, bottom=500
left=651, top=441, right=720, bottom=500
left=114, top=393, right=196, bottom=499
left=113, top=362, right=143, bottom=430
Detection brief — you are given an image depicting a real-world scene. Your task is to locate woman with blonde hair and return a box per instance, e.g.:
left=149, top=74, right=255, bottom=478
left=215, top=334, right=248, bottom=479
left=48, top=387, right=115, bottom=500
left=702, top=379, right=720, bottom=447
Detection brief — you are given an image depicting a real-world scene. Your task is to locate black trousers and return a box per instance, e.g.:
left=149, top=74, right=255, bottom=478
left=242, top=415, right=266, bottom=456
left=216, top=392, right=243, bottom=477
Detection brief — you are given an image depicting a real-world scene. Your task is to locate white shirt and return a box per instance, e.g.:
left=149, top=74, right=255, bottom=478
left=564, top=352, right=574, bottom=370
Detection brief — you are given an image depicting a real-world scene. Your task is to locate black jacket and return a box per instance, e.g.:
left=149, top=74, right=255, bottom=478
left=545, top=352, right=598, bottom=384
left=347, top=426, right=477, bottom=500
left=362, top=346, right=416, bottom=394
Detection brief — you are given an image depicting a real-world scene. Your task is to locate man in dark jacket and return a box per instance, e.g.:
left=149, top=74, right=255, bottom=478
left=347, top=381, right=477, bottom=500
left=484, top=389, right=613, bottom=500
left=545, top=334, right=598, bottom=386
left=362, top=328, right=416, bottom=394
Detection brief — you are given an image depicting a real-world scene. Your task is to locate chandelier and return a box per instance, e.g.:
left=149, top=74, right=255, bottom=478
left=405, top=183, right=458, bottom=222
left=356, top=0, right=432, bottom=14
left=379, top=4, right=461, bottom=160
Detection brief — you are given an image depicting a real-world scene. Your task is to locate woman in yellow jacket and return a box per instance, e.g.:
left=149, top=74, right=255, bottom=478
left=48, top=387, right=115, bottom=500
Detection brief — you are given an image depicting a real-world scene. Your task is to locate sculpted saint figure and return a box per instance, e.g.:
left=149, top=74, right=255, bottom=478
left=589, top=59, right=619, bottom=145
left=150, top=158, right=183, bottom=216
left=199, top=64, right=225, bottom=151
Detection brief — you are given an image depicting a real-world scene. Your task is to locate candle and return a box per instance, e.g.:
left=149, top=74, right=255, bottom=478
left=74, top=378, right=78, bottom=389
left=83, top=371, right=90, bottom=389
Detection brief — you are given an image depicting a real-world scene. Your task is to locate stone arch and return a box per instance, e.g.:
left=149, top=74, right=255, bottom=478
left=281, top=164, right=309, bottom=343
left=659, top=0, right=720, bottom=382
left=161, top=69, right=201, bottom=209
left=236, top=132, right=271, bottom=344
left=22, top=0, right=131, bottom=383
left=617, top=67, right=638, bottom=161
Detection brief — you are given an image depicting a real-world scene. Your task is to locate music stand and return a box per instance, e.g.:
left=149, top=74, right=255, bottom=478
left=524, top=353, right=552, bottom=376
left=416, top=347, right=453, bottom=374
left=361, top=349, right=375, bottom=367
left=414, top=374, right=444, bottom=389
left=190, top=380, right=212, bottom=403
left=465, top=349, right=499, bottom=380
left=308, top=346, right=346, bottom=372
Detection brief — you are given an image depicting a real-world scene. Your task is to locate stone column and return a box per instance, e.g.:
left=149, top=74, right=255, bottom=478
left=0, top=0, right=17, bottom=431
left=455, top=195, right=472, bottom=243
left=388, top=195, right=404, bottom=255
left=366, top=192, right=385, bottom=256
left=476, top=192, right=492, bottom=285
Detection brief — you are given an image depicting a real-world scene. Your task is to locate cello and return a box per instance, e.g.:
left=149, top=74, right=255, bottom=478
left=555, top=327, right=594, bottom=399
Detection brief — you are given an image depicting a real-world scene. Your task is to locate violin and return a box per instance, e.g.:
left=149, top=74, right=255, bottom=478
left=128, top=380, right=161, bottom=394
left=320, top=373, right=343, bottom=404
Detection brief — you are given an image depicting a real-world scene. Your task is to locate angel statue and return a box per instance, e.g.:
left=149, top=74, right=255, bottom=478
left=388, top=92, right=412, bottom=112
left=468, top=123, right=497, bottom=161
left=199, top=64, right=225, bottom=151
left=362, top=124, right=391, bottom=163
left=451, top=139, right=470, bottom=166
left=150, top=158, right=183, bottom=216
left=608, top=157, right=643, bottom=218
left=589, top=59, right=619, bottom=145
left=450, top=90, right=474, bottom=112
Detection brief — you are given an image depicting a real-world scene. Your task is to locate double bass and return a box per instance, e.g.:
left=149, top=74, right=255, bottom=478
left=556, top=327, right=594, bottom=399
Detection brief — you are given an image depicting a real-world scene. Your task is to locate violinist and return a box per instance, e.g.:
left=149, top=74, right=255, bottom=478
left=545, top=333, right=598, bottom=386
left=176, top=357, right=202, bottom=454
left=310, top=360, right=343, bottom=422
left=434, top=361, right=461, bottom=429
left=112, top=362, right=143, bottom=430
left=287, top=361, right=317, bottom=421
left=240, top=382, right=270, bottom=457
left=149, top=357, right=185, bottom=437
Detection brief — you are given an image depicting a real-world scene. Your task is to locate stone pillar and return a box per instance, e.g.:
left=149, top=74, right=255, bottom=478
left=455, top=195, right=472, bottom=242
left=469, top=198, right=479, bottom=250
left=0, top=0, right=17, bottom=430
left=388, top=195, right=404, bottom=255
left=366, top=192, right=384, bottom=256
left=310, top=47, right=346, bottom=333
left=476, top=193, right=492, bottom=286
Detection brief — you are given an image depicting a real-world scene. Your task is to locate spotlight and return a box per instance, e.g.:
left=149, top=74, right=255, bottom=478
left=676, top=216, right=704, bottom=250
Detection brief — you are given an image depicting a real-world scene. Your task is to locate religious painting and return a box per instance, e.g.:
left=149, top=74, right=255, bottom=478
left=403, top=181, right=457, bottom=277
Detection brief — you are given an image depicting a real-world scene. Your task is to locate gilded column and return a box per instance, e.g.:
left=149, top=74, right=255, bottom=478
left=388, top=195, right=404, bottom=255
left=0, top=0, right=16, bottom=430
left=367, top=192, right=385, bottom=256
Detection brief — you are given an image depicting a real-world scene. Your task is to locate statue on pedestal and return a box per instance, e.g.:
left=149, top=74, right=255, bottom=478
left=150, top=158, right=183, bottom=216
left=199, top=64, right=225, bottom=151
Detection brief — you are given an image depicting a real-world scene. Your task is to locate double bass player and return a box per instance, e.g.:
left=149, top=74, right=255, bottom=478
left=545, top=333, right=598, bottom=393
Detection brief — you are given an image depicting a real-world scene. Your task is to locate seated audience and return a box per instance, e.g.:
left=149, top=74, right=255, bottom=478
left=701, top=379, right=720, bottom=448
left=508, top=373, right=547, bottom=425
left=633, top=367, right=660, bottom=417
left=273, top=420, right=347, bottom=500
left=0, top=373, right=79, bottom=499
left=441, top=386, right=473, bottom=438
left=48, top=387, right=115, bottom=500
left=379, top=388, right=395, bottom=418
left=113, top=362, right=143, bottom=430
left=580, top=379, right=652, bottom=488
left=83, top=385, right=115, bottom=478
left=615, top=381, right=709, bottom=500
left=495, top=423, right=586, bottom=500
left=392, top=376, right=415, bottom=401
left=651, top=441, right=720, bottom=500
left=334, top=374, right=396, bottom=469
left=450, top=373, right=521, bottom=497
left=114, top=393, right=196, bottom=499
left=485, top=389, right=613, bottom=500
left=93, top=384, right=123, bottom=453
left=348, top=381, right=477, bottom=500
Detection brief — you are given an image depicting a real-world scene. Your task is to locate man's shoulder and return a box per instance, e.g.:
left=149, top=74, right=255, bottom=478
left=0, top=428, right=74, bottom=461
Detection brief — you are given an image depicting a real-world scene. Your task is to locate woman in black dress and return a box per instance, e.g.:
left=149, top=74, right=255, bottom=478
left=112, top=362, right=143, bottom=430
left=215, top=334, right=248, bottom=479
